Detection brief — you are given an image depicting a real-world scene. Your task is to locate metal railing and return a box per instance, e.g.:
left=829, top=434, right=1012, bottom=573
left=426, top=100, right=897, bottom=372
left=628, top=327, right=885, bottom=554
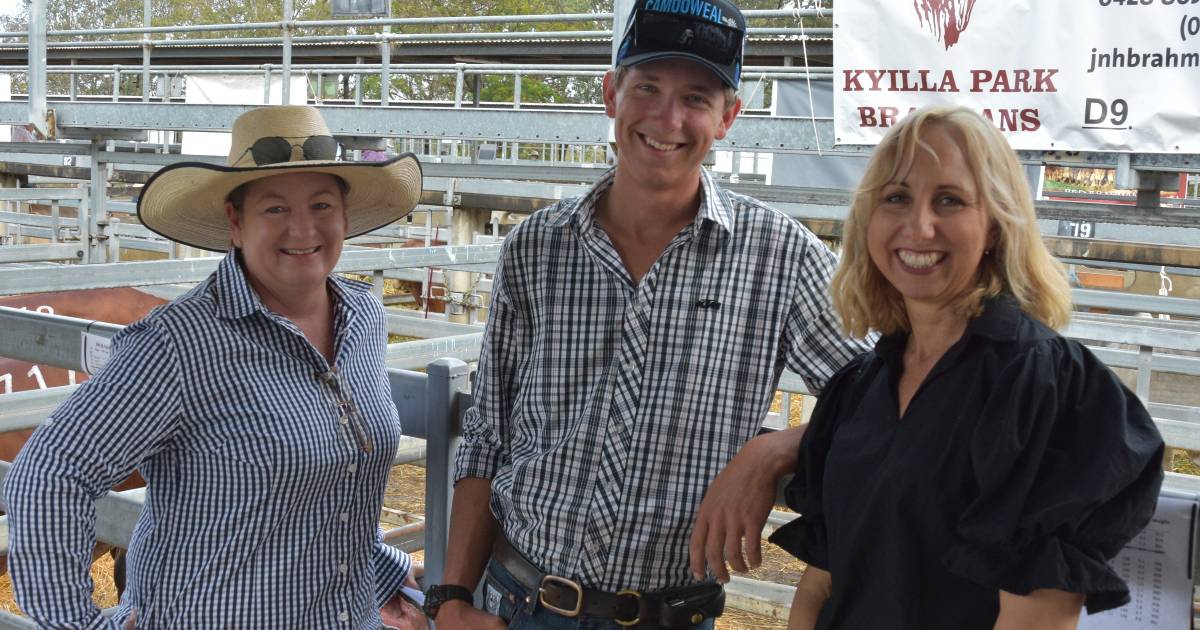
left=2, top=7, right=831, bottom=110
left=0, top=302, right=1198, bottom=623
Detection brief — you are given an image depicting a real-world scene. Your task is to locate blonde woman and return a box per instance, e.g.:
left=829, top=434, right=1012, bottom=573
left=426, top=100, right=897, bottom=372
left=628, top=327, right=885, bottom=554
left=770, top=106, right=1164, bottom=630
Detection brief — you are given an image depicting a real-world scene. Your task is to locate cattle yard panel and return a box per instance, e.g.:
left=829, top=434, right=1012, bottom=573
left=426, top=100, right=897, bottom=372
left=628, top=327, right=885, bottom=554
left=2, top=325, right=1198, bottom=622
left=3, top=303, right=1198, bottom=450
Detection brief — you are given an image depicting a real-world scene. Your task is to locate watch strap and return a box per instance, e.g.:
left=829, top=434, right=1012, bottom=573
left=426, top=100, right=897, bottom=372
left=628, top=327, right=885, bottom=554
left=422, top=584, right=474, bottom=619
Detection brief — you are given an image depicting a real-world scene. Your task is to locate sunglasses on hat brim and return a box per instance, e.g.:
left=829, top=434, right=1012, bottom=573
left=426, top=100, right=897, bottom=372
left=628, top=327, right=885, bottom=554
left=236, top=135, right=343, bottom=166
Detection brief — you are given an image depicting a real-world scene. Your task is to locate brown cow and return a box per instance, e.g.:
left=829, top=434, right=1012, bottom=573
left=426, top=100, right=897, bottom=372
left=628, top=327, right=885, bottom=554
left=0, top=287, right=168, bottom=589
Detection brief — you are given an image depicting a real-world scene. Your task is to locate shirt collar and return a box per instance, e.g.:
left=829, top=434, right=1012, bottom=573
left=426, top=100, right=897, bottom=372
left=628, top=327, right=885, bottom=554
left=214, top=251, right=267, bottom=321
left=550, top=166, right=736, bottom=236
left=964, top=293, right=1022, bottom=343
left=872, top=294, right=1022, bottom=364
left=697, top=167, right=735, bottom=235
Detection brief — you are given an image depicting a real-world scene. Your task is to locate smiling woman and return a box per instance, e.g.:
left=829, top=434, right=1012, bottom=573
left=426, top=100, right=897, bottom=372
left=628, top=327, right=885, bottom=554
left=769, top=106, right=1164, bottom=630
left=2, top=106, right=430, bottom=629
left=865, top=123, right=994, bottom=325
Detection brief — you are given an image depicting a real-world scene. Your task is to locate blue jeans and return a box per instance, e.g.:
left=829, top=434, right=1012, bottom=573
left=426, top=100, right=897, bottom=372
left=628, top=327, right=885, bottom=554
left=480, top=559, right=718, bottom=630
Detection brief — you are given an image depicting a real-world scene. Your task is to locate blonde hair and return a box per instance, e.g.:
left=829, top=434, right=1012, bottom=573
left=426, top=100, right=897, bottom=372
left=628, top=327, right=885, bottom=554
left=831, top=105, right=1072, bottom=337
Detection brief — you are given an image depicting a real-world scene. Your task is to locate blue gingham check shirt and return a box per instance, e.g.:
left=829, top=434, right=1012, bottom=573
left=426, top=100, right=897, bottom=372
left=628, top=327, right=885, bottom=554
left=4, top=253, right=411, bottom=629
left=456, top=168, right=872, bottom=592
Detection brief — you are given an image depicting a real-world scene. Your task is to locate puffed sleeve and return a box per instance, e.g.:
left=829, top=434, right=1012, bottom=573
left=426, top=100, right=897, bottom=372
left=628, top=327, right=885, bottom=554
left=769, top=354, right=873, bottom=570
left=943, top=337, right=1164, bottom=614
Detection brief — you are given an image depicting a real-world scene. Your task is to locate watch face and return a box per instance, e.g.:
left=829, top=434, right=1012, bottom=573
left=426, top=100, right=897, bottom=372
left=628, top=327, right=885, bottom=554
left=420, top=591, right=442, bottom=617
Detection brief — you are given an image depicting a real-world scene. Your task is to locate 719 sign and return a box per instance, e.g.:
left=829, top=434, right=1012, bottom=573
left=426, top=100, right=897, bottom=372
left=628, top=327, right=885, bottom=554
left=1058, top=220, right=1095, bottom=239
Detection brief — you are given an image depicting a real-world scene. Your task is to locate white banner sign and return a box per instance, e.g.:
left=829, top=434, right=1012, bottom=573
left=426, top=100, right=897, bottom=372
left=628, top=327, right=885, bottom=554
left=182, top=74, right=309, bottom=157
left=834, top=0, right=1200, bottom=153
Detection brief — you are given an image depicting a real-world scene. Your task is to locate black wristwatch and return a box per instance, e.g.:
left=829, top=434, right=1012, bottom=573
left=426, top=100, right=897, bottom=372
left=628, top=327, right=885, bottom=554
left=422, top=584, right=474, bottom=619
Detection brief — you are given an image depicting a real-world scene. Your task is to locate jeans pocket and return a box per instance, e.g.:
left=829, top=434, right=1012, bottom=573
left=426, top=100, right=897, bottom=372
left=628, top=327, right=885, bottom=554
left=483, top=559, right=530, bottom=623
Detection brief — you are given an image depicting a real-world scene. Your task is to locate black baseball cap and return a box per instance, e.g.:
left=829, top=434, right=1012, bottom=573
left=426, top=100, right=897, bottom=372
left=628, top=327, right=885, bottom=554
left=614, top=0, right=746, bottom=89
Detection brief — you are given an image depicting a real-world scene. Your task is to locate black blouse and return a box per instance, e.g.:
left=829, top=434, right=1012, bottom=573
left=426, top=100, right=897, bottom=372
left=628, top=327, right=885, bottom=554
left=769, top=296, right=1165, bottom=629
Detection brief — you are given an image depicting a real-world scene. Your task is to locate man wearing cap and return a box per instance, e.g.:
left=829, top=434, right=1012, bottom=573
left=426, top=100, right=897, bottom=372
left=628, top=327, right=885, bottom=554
left=426, top=2, right=871, bottom=628
left=4, top=106, right=428, bottom=628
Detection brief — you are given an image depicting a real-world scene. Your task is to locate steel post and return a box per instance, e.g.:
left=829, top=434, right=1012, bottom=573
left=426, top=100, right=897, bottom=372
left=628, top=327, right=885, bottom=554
left=142, top=0, right=151, bottom=102
left=27, top=0, right=47, bottom=136
left=454, top=64, right=464, bottom=108
left=87, top=140, right=107, bottom=263
left=380, top=28, right=391, bottom=107
left=69, top=59, right=77, bottom=102
left=420, top=358, right=471, bottom=587
left=447, top=207, right=489, bottom=324
left=282, top=0, right=293, bottom=103
left=354, top=57, right=363, bottom=105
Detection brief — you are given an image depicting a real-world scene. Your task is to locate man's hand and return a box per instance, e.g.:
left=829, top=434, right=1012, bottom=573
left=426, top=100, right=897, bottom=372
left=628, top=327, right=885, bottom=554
left=689, top=427, right=804, bottom=582
left=428, top=600, right=507, bottom=630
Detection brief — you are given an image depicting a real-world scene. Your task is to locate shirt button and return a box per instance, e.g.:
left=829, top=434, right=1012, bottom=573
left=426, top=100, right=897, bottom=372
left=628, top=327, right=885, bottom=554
left=339, top=415, right=350, bottom=425
left=337, top=611, right=349, bottom=623
left=340, top=512, right=349, bottom=523
left=347, top=463, right=357, bottom=474
left=339, top=563, right=349, bottom=574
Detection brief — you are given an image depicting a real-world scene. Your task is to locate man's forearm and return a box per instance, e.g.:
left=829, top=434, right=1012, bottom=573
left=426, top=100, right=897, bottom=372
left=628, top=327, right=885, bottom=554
left=759, top=424, right=806, bottom=480
left=442, top=477, right=500, bottom=589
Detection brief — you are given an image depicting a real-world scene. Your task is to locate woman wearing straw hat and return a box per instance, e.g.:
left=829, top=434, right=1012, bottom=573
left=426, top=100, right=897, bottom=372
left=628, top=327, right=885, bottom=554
left=4, top=105, right=428, bottom=629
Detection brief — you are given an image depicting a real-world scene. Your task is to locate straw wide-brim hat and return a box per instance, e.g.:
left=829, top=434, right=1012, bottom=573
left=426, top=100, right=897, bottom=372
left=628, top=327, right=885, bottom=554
left=137, top=105, right=423, bottom=252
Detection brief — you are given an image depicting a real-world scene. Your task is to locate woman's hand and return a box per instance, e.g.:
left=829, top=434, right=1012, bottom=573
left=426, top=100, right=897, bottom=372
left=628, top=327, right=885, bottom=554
left=993, top=589, right=1084, bottom=630
left=786, top=566, right=832, bottom=630
left=380, top=593, right=428, bottom=630
left=380, top=569, right=430, bottom=630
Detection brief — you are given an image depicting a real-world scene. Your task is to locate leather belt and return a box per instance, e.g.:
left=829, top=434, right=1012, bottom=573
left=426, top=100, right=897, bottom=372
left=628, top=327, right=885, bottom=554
left=492, top=535, right=724, bottom=628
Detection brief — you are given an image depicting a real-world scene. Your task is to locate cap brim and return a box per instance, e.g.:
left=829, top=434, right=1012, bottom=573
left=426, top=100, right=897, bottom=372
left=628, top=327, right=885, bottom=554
left=136, top=154, right=423, bottom=252
left=617, top=51, right=739, bottom=89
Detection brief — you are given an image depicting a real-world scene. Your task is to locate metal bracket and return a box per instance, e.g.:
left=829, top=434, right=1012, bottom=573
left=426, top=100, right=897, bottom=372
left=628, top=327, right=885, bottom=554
left=56, top=127, right=149, bottom=142
left=336, top=135, right=388, bottom=151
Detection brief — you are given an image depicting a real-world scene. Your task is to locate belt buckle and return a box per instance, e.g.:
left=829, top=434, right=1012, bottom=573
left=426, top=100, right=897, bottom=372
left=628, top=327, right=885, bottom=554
left=614, top=589, right=642, bottom=627
left=538, top=575, right=584, bottom=617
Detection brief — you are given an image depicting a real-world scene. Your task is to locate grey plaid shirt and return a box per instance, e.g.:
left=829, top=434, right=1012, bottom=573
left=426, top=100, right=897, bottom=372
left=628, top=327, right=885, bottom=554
left=456, top=167, right=871, bottom=592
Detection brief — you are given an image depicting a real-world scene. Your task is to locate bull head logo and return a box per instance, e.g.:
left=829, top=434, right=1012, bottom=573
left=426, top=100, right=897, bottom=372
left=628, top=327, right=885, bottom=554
left=914, top=0, right=977, bottom=50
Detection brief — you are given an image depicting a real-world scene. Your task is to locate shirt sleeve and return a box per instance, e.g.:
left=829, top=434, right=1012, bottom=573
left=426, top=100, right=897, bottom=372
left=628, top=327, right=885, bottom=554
left=768, top=355, right=870, bottom=571
left=454, top=240, right=530, bottom=482
left=780, top=234, right=875, bottom=395
left=943, top=338, right=1164, bottom=614
left=372, top=527, right=413, bottom=607
left=3, top=319, right=184, bottom=629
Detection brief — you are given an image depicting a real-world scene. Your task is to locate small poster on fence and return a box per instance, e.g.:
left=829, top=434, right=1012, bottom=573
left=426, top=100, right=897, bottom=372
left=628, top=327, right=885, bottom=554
left=81, top=331, right=112, bottom=375
left=1079, top=494, right=1196, bottom=630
